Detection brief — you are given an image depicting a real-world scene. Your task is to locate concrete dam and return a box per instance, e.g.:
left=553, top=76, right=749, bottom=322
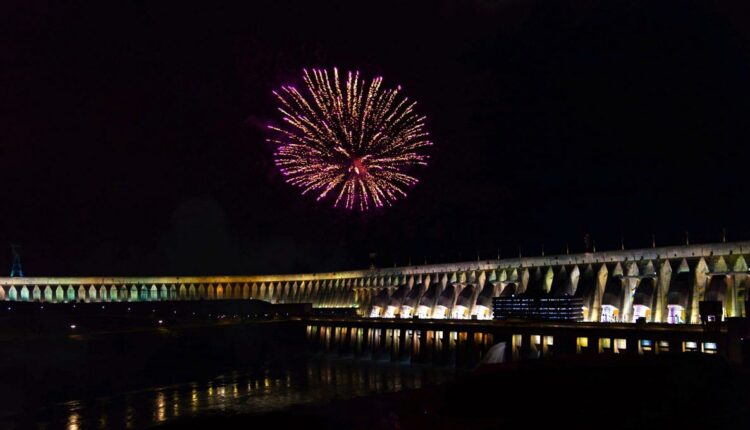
left=0, top=241, right=747, bottom=325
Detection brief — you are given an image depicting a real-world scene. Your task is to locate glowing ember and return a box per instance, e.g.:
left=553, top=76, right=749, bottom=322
left=268, top=68, right=432, bottom=210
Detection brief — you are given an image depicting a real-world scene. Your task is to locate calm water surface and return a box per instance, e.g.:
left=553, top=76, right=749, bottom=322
left=16, top=358, right=456, bottom=429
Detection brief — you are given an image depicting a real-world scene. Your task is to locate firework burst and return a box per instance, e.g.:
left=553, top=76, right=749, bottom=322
left=268, top=68, right=432, bottom=211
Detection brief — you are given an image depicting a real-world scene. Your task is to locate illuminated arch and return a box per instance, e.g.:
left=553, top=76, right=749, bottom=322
left=179, top=285, right=187, bottom=299
left=433, top=284, right=458, bottom=318
left=32, top=286, right=41, bottom=302
left=361, top=289, right=370, bottom=311
left=242, top=284, right=250, bottom=299
left=189, top=284, right=197, bottom=299
left=216, top=285, right=223, bottom=299
left=169, top=285, right=177, bottom=300
left=99, top=286, right=108, bottom=302
left=342, top=281, right=353, bottom=306
left=400, top=283, right=424, bottom=317
left=0, top=287, right=5, bottom=301
left=288, top=282, right=296, bottom=302
left=454, top=284, right=477, bottom=318
left=705, top=276, right=728, bottom=303
left=8, top=286, right=17, bottom=301
left=130, top=285, right=138, bottom=301
left=337, top=283, right=348, bottom=306
left=601, top=277, right=624, bottom=322
left=472, top=282, right=495, bottom=319
left=314, top=282, right=323, bottom=303
left=326, top=281, right=336, bottom=306
left=55, top=286, right=64, bottom=302
left=318, top=282, right=328, bottom=306
left=89, top=286, right=97, bottom=302
left=110, top=286, right=118, bottom=302
left=320, top=281, right=336, bottom=307
left=369, top=289, right=377, bottom=311
left=44, top=286, right=53, bottom=302
left=198, top=284, right=206, bottom=298
left=20, top=286, right=30, bottom=301
left=370, top=289, right=390, bottom=317
left=313, top=282, right=322, bottom=302
left=291, top=283, right=299, bottom=302
left=632, top=278, right=656, bottom=322
left=281, top=282, right=291, bottom=303
left=290, top=282, right=298, bottom=302
left=342, top=284, right=353, bottom=307
left=207, top=285, right=215, bottom=299
left=329, top=282, right=339, bottom=306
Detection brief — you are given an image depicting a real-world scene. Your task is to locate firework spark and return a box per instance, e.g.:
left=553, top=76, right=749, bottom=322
left=268, top=68, right=432, bottom=211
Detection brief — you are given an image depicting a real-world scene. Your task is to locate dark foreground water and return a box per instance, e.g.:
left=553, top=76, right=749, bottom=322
left=38, top=358, right=452, bottom=429
left=0, top=322, right=457, bottom=430
left=27, top=358, right=454, bottom=429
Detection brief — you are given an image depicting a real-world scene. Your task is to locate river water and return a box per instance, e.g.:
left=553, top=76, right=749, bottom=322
left=29, top=358, right=454, bottom=429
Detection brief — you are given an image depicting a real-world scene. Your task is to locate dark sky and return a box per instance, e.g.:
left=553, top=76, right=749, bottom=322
left=1, top=0, right=749, bottom=275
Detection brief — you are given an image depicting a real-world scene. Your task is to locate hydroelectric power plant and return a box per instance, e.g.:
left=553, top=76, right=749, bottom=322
left=2, top=241, right=749, bottom=367
left=2, top=241, right=748, bottom=322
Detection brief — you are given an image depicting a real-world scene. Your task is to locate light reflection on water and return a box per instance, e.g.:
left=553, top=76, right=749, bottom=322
left=24, top=359, right=454, bottom=429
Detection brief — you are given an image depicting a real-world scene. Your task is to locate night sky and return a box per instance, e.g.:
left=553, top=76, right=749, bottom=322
left=2, top=0, right=749, bottom=276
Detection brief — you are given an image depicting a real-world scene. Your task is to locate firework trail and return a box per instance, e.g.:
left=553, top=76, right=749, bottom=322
left=268, top=68, right=432, bottom=211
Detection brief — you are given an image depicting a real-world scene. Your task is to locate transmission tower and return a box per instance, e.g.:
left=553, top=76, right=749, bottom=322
left=9, top=243, right=23, bottom=277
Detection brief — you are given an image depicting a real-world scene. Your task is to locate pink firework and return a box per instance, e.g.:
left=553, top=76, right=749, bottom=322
left=268, top=68, right=432, bottom=211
